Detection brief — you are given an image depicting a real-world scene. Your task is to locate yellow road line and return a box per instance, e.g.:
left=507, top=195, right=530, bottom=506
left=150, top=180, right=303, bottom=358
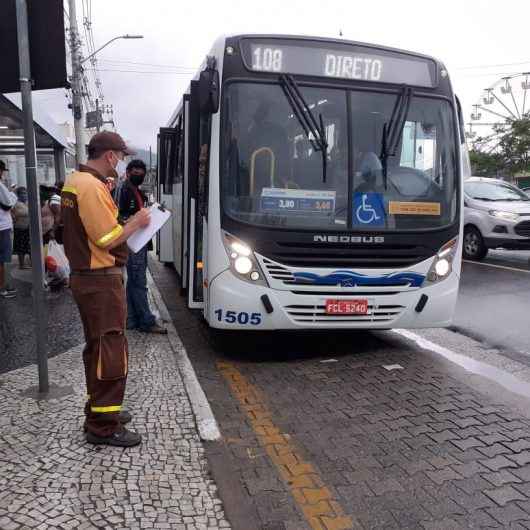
left=218, top=361, right=357, bottom=530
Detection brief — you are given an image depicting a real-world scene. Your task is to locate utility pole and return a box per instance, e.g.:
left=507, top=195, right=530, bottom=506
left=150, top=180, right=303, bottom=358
left=69, top=0, right=85, bottom=165
left=15, top=0, right=49, bottom=393
left=96, top=98, right=101, bottom=132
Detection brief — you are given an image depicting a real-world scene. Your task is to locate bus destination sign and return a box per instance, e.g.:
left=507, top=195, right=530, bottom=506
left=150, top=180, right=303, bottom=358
left=243, top=41, right=436, bottom=88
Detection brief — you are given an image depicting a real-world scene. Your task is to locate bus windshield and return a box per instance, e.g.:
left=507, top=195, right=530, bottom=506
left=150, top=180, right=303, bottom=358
left=222, top=82, right=458, bottom=231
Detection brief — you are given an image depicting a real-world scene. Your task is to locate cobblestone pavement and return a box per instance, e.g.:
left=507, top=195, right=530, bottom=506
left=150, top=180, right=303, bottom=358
left=0, top=287, right=229, bottom=529
left=0, top=266, right=84, bottom=375
left=150, top=259, right=530, bottom=530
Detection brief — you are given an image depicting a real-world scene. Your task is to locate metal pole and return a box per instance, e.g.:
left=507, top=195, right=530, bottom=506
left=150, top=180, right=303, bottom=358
left=15, top=0, right=49, bottom=393
left=69, top=0, right=85, bottom=165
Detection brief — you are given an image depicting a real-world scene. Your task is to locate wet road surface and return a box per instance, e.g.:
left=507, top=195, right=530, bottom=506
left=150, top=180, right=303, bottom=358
left=0, top=267, right=83, bottom=375
left=454, top=250, right=530, bottom=356
left=151, top=258, right=530, bottom=530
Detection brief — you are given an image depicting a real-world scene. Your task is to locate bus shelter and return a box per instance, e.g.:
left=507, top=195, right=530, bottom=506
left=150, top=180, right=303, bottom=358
left=0, top=94, right=73, bottom=189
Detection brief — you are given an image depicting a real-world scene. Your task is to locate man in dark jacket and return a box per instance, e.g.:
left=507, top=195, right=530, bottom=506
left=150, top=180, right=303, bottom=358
left=119, top=159, right=166, bottom=334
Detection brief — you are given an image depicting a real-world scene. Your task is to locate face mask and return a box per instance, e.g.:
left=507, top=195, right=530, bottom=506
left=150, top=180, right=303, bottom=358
left=129, top=174, right=145, bottom=187
left=115, top=159, right=127, bottom=179
left=110, top=153, right=127, bottom=179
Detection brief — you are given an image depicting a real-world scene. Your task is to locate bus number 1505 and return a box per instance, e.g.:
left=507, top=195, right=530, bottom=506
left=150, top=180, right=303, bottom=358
left=252, top=47, right=283, bottom=72
left=214, top=309, right=262, bottom=326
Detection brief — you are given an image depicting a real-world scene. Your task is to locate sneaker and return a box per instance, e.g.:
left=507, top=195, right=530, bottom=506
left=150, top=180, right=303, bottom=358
left=86, top=427, right=142, bottom=447
left=140, top=323, right=168, bottom=335
left=0, top=289, right=16, bottom=299
left=83, top=410, right=132, bottom=432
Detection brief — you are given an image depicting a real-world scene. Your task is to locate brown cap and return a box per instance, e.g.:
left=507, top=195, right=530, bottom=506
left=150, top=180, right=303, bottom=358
left=87, top=131, right=135, bottom=156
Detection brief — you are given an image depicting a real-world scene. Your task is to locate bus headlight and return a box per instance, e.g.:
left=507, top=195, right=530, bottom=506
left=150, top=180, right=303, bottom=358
left=426, top=238, right=458, bottom=283
left=234, top=256, right=253, bottom=275
left=222, top=232, right=268, bottom=287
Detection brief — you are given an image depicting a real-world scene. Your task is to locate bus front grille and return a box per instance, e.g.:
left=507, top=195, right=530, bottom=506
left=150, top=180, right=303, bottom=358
left=260, top=257, right=423, bottom=291
left=266, top=242, right=431, bottom=269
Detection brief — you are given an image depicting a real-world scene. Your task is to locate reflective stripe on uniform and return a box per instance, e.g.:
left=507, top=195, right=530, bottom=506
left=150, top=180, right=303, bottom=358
left=96, top=224, right=123, bottom=247
left=62, top=186, right=78, bottom=195
left=91, top=405, right=121, bottom=413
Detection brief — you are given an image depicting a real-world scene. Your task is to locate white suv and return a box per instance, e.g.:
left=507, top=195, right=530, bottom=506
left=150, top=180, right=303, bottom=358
left=464, top=177, right=530, bottom=260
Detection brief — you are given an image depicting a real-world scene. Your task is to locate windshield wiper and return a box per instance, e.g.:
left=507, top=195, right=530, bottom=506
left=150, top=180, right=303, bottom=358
left=280, top=74, right=328, bottom=183
left=472, top=196, right=496, bottom=201
left=380, top=85, right=414, bottom=189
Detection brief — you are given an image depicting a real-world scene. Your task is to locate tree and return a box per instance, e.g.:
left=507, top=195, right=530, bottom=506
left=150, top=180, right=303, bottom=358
left=497, top=118, right=530, bottom=176
left=469, top=150, right=504, bottom=177
left=470, top=118, right=530, bottom=178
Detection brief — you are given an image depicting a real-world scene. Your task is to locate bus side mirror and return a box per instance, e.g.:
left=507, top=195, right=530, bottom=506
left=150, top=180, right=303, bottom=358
left=198, top=68, right=220, bottom=114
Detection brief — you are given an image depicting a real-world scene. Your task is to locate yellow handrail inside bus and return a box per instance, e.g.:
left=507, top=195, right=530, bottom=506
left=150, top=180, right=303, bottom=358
left=249, top=147, right=275, bottom=194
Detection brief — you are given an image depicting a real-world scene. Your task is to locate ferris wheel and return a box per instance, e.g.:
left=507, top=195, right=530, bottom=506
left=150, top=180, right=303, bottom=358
left=466, top=72, right=530, bottom=153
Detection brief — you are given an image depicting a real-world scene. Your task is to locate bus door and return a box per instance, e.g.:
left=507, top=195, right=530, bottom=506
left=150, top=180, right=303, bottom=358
left=157, top=126, right=179, bottom=264
left=186, top=81, right=205, bottom=309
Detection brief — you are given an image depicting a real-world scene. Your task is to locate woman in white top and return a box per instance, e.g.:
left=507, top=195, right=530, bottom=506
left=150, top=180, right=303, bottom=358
left=0, top=161, right=18, bottom=299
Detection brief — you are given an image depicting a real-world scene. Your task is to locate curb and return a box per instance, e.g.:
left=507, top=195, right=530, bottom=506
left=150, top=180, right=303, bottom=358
left=147, top=270, right=221, bottom=441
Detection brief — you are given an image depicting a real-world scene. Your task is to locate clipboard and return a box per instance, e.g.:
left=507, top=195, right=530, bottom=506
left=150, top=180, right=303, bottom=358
left=127, top=202, right=171, bottom=254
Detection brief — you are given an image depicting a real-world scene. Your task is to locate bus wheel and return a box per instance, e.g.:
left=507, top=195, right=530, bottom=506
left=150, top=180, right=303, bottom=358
left=463, top=226, right=488, bottom=260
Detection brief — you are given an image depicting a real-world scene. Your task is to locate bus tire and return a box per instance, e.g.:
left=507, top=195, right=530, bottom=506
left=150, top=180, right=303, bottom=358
left=463, top=226, right=488, bottom=260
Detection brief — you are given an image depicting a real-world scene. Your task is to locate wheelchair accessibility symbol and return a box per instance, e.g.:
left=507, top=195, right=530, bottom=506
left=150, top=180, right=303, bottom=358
left=353, top=192, right=385, bottom=226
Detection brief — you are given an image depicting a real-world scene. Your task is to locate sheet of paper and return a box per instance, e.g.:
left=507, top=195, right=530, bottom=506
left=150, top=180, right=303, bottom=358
left=127, top=203, right=171, bottom=254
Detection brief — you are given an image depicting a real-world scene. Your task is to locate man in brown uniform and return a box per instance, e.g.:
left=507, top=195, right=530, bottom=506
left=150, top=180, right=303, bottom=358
left=62, top=131, right=150, bottom=447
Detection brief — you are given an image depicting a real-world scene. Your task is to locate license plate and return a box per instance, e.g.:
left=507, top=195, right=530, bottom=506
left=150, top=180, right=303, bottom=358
left=325, top=299, right=369, bottom=315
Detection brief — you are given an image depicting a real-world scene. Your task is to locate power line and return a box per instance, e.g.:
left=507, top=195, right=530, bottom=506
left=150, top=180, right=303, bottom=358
left=456, top=60, right=530, bottom=70
left=458, top=70, right=529, bottom=78
left=97, top=58, right=196, bottom=71
left=85, top=68, right=195, bottom=75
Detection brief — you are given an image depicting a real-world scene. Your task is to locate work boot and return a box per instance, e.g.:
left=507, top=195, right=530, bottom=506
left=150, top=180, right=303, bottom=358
left=83, top=410, right=132, bottom=432
left=118, top=411, right=132, bottom=424
left=86, top=427, right=142, bottom=447
left=140, top=323, right=168, bottom=335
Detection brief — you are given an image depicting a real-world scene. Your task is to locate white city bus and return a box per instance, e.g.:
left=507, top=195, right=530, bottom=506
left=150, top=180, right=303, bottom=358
left=157, top=34, right=468, bottom=330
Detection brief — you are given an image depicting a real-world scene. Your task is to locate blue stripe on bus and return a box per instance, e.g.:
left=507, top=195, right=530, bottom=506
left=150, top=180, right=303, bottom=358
left=292, top=270, right=425, bottom=287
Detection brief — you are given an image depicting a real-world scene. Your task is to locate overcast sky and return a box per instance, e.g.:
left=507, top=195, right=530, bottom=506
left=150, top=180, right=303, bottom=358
left=21, top=0, right=530, bottom=150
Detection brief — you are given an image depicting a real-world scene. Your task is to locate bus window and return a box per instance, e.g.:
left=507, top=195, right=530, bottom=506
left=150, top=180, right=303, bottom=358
left=222, top=83, right=348, bottom=229
left=175, top=115, right=184, bottom=184
left=400, top=121, right=438, bottom=179
left=158, top=126, right=180, bottom=195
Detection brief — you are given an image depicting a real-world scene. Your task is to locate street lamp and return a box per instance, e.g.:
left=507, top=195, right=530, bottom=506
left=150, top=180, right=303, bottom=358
left=81, top=34, right=144, bottom=65
left=69, top=22, right=144, bottom=164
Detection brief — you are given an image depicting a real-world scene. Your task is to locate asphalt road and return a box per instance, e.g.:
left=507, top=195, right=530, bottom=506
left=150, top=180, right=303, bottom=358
left=454, top=250, right=530, bottom=356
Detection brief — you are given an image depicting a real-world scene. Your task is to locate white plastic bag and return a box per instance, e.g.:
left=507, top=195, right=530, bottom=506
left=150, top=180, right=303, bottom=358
left=46, top=240, right=70, bottom=281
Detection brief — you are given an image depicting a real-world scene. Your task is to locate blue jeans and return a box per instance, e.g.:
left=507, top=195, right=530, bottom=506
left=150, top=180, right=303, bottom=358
left=126, top=246, right=156, bottom=331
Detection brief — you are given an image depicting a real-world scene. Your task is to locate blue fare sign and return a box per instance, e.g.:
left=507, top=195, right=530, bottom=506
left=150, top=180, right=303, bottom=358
left=244, top=40, right=437, bottom=88
left=260, top=188, right=336, bottom=215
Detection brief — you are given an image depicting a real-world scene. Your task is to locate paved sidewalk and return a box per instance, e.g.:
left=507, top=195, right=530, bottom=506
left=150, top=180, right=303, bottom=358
left=0, top=284, right=229, bottom=529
